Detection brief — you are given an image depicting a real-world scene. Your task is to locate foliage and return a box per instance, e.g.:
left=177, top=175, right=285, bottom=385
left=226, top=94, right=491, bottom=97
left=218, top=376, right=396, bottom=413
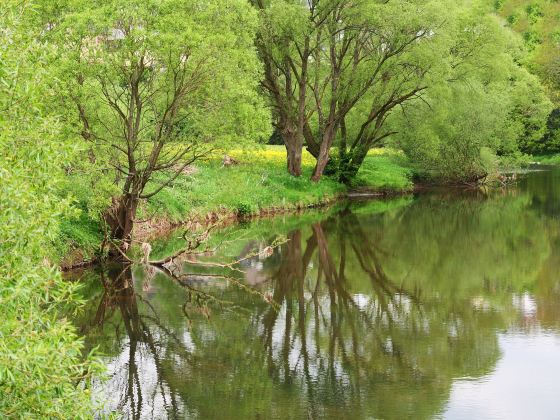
left=494, top=0, right=560, bottom=103
left=391, top=9, right=551, bottom=181
left=538, top=108, right=560, bottom=153
left=47, top=0, right=271, bottom=241
left=509, top=70, right=554, bottom=154
left=0, top=1, right=98, bottom=416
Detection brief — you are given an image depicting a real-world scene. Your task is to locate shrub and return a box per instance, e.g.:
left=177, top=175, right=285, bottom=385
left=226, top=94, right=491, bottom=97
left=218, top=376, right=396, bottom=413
left=0, top=2, right=98, bottom=416
left=236, top=202, right=253, bottom=217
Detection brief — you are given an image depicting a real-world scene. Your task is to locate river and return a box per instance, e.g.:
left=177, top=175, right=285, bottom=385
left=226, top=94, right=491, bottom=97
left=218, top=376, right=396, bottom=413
left=70, top=166, right=560, bottom=419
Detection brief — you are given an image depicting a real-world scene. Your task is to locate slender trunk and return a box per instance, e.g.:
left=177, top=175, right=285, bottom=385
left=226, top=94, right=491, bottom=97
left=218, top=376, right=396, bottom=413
left=294, top=37, right=309, bottom=173
left=339, top=118, right=347, bottom=160
left=337, top=118, right=349, bottom=183
left=304, top=122, right=320, bottom=159
left=311, top=146, right=329, bottom=182
left=311, top=124, right=336, bottom=182
left=312, top=26, right=340, bottom=183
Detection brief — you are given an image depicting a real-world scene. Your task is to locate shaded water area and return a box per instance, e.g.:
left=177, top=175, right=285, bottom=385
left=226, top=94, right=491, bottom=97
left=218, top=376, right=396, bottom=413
left=71, top=167, right=560, bottom=419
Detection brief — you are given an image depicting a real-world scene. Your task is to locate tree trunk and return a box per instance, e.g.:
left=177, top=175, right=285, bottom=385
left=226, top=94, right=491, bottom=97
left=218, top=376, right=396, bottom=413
left=282, top=125, right=303, bottom=177
left=304, top=122, right=320, bottom=159
left=103, top=193, right=139, bottom=251
left=311, top=146, right=330, bottom=182
left=311, top=125, right=336, bottom=182
left=286, top=142, right=303, bottom=177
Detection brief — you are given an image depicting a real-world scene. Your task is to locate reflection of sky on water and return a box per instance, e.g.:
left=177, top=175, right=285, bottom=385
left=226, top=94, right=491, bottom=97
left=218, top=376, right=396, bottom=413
left=95, top=339, right=180, bottom=419
left=443, top=331, right=560, bottom=420
left=512, top=293, right=538, bottom=317
left=75, top=167, right=560, bottom=419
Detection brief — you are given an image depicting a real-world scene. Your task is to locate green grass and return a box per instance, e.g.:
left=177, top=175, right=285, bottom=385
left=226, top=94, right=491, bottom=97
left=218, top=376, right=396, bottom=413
left=352, top=154, right=414, bottom=191
left=57, top=210, right=104, bottom=263
left=57, top=146, right=413, bottom=263
left=144, top=147, right=413, bottom=222
left=532, top=153, right=560, bottom=165
left=144, top=160, right=343, bottom=222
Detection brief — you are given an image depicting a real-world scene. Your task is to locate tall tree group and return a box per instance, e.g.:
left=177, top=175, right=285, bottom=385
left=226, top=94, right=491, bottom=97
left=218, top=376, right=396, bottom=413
left=253, top=0, right=443, bottom=181
left=34, top=0, right=557, bottom=239
left=253, top=0, right=553, bottom=182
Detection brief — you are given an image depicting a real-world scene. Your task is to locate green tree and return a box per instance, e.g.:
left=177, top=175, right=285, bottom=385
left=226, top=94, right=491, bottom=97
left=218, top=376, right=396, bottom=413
left=0, top=1, right=98, bottom=416
left=51, top=0, right=270, bottom=246
left=494, top=0, right=560, bottom=103
left=537, top=108, right=560, bottom=153
left=391, top=11, right=551, bottom=181
left=253, top=0, right=446, bottom=181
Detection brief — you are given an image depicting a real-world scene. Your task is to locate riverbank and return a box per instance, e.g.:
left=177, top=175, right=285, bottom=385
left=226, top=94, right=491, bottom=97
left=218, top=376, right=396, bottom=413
left=73, top=165, right=560, bottom=420
left=532, top=153, right=560, bottom=165
left=56, top=147, right=413, bottom=269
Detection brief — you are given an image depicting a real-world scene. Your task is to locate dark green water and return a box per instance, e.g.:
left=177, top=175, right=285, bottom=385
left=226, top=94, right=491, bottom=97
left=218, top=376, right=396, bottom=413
left=73, top=167, right=560, bottom=420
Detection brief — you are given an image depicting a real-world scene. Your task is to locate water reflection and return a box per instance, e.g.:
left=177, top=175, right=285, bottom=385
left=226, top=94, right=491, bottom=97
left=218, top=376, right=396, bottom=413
left=73, top=174, right=560, bottom=419
left=78, top=265, right=194, bottom=418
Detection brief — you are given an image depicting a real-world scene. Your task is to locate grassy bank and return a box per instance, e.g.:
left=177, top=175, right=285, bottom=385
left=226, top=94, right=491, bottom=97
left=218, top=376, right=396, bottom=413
left=56, top=147, right=413, bottom=266
left=147, top=195, right=414, bottom=262
left=532, top=154, right=560, bottom=165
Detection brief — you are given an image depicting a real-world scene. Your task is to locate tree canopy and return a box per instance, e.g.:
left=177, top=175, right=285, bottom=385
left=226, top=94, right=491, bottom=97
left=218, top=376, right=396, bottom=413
left=253, top=0, right=553, bottom=182
left=46, top=0, right=271, bottom=243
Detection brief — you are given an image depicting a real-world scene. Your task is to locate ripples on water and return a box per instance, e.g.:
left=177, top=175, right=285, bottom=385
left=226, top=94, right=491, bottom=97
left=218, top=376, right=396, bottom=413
left=70, top=167, right=560, bottom=419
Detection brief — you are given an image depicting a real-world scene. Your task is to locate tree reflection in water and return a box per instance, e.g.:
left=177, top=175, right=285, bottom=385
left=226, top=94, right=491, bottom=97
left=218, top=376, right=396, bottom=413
left=75, top=195, right=552, bottom=419
left=81, top=265, right=195, bottom=418
left=257, top=212, right=503, bottom=419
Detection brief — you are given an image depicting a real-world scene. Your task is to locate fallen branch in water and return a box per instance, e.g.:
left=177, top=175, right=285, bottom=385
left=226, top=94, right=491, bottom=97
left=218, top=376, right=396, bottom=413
left=156, top=263, right=277, bottom=308
left=102, top=219, right=284, bottom=310
left=149, top=223, right=218, bottom=265
left=155, top=237, right=287, bottom=273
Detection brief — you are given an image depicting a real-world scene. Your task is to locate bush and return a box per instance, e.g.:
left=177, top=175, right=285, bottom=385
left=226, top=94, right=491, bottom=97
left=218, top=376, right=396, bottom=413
left=236, top=202, right=253, bottom=217
left=0, top=121, right=99, bottom=418
left=0, top=2, right=98, bottom=416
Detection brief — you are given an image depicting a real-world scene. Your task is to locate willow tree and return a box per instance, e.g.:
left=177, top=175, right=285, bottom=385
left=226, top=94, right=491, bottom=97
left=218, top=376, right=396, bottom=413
left=308, top=0, right=441, bottom=182
left=52, top=0, right=270, bottom=246
left=391, top=11, right=552, bottom=182
left=253, top=0, right=446, bottom=181
left=0, top=0, right=98, bottom=415
left=251, top=0, right=323, bottom=176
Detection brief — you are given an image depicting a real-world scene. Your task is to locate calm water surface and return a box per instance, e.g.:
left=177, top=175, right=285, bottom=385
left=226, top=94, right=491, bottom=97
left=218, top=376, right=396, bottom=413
left=72, top=167, right=560, bottom=419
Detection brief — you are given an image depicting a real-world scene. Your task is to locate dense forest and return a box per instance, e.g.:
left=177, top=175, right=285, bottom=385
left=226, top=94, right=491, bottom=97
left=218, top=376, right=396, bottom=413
left=1, top=0, right=559, bottom=417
